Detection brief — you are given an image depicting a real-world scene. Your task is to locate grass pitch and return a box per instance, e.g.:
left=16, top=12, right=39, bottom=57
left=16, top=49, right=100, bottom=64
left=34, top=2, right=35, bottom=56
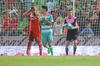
left=0, top=56, right=100, bottom=66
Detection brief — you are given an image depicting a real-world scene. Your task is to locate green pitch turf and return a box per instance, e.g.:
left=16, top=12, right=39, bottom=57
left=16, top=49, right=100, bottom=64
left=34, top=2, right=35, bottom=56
left=0, top=56, right=100, bottom=66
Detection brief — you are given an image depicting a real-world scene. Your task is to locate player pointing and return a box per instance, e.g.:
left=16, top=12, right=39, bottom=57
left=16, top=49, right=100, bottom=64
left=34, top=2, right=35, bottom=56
left=23, top=6, right=42, bottom=56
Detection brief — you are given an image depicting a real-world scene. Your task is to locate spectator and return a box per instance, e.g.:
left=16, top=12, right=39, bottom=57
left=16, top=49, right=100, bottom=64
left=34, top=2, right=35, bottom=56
left=8, top=7, right=18, bottom=18
left=8, top=14, right=18, bottom=36
left=46, top=0, right=55, bottom=12
left=51, top=7, right=59, bottom=22
left=0, top=0, right=5, bottom=15
left=53, top=0, right=59, bottom=8
left=7, top=0, right=18, bottom=9
left=81, top=23, right=94, bottom=37
left=93, top=11, right=99, bottom=20
left=53, top=15, right=64, bottom=36
left=0, top=15, right=3, bottom=35
left=66, top=1, right=72, bottom=10
left=2, top=11, right=10, bottom=36
left=92, top=11, right=100, bottom=36
left=24, top=0, right=32, bottom=11
left=3, top=0, right=21, bottom=19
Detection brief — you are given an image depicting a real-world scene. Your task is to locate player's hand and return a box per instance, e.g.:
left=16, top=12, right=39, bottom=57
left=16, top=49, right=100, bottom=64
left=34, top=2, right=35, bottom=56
left=42, top=17, right=46, bottom=21
left=74, top=26, right=79, bottom=29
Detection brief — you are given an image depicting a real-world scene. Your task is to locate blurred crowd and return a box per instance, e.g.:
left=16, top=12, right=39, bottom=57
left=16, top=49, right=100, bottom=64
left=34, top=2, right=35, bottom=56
left=0, top=0, right=100, bottom=36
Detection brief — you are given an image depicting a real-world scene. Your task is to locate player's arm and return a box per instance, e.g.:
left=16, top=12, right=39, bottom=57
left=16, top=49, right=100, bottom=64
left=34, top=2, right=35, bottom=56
left=43, top=15, right=53, bottom=26
left=38, top=13, right=42, bottom=25
left=36, top=12, right=41, bottom=19
left=74, top=23, right=79, bottom=29
left=39, top=19, right=42, bottom=25
left=42, top=18, right=52, bottom=26
left=74, top=19, right=79, bottom=29
left=23, top=9, right=31, bottom=17
left=63, top=19, right=67, bottom=26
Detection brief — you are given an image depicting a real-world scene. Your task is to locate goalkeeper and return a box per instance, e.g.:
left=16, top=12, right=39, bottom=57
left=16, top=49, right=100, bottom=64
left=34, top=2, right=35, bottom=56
left=64, top=9, right=79, bottom=55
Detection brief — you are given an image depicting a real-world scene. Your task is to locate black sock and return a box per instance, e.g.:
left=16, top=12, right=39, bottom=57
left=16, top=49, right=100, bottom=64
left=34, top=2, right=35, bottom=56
left=66, top=48, right=68, bottom=55
left=73, top=47, right=77, bottom=55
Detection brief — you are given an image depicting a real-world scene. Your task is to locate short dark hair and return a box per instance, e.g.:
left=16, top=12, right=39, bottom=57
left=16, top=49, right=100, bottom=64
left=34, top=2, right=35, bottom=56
left=31, top=7, right=35, bottom=10
left=68, top=9, right=73, bottom=11
left=42, top=6, right=48, bottom=11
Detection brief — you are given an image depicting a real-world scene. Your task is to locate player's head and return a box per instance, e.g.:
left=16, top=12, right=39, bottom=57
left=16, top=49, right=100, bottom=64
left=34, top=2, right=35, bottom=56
left=67, top=9, right=73, bottom=18
left=41, top=6, right=48, bottom=13
left=31, top=6, right=36, bottom=13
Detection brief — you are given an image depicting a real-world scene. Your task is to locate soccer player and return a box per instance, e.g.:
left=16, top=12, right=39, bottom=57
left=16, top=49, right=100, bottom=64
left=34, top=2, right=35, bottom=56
left=23, top=6, right=42, bottom=56
left=65, top=9, right=79, bottom=55
left=39, top=6, right=54, bottom=56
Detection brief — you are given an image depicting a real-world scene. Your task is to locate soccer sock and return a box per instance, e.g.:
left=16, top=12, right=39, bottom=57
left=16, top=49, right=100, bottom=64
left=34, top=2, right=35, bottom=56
left=66, top=47, right=68, bottom=55
left=27, top=43, right=31, bottom=55
left=50, top=47, right=53, bottom=56
left=46, top=44, right=50, bottom=48
left=46, top=44, right=50, bottom=54
left=73, top=46, right=77, bottom=55
left=39, top=44, right=42, bottom=56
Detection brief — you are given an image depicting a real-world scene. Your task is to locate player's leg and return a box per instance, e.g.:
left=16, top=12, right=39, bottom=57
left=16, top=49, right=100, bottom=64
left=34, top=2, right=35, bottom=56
left=41, top=31, right=50, bottom=53
left=42, top=33, right=48, bottom=47
left=73, top=40, right=78, bottom=55
left=46, top=44, right=50, bottom=53
left=73, top=29, right=79, bottom=55
left=48, top=32, right=53, bottom=56
left=37, top=42, right=43, bottom=56
left=66, top=40, right=70, bottom=55
left=41, top=32, right=48, bottom=54
left=34, top=31, right=43, bottom=56
left=27, top=31, right=34, bottom=56
left=26, top=40, right=32, bottom=56
left=66, top=30, right=71, bottom=55
left=42, top=42, right=50, bottom=53
left=43, top=42, right=51, bottom=54
left=48, top=42, right=53, bottom=56
left=43, top=42, right=48, bottom=47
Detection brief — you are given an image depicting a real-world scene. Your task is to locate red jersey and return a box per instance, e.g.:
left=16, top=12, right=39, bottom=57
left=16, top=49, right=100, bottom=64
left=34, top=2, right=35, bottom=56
left=27, top=13, right=40, bottom=31
left=27, top=12, right=41, bottom=42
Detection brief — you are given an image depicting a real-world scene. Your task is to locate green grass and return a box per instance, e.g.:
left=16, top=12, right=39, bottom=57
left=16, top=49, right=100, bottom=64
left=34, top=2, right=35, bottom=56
left=0, top=56, right=100, bottom=66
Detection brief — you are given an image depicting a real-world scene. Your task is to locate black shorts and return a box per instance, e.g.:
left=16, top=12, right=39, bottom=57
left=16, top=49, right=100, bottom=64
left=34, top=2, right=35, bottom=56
left=66, top=29, right=79, bottom=41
